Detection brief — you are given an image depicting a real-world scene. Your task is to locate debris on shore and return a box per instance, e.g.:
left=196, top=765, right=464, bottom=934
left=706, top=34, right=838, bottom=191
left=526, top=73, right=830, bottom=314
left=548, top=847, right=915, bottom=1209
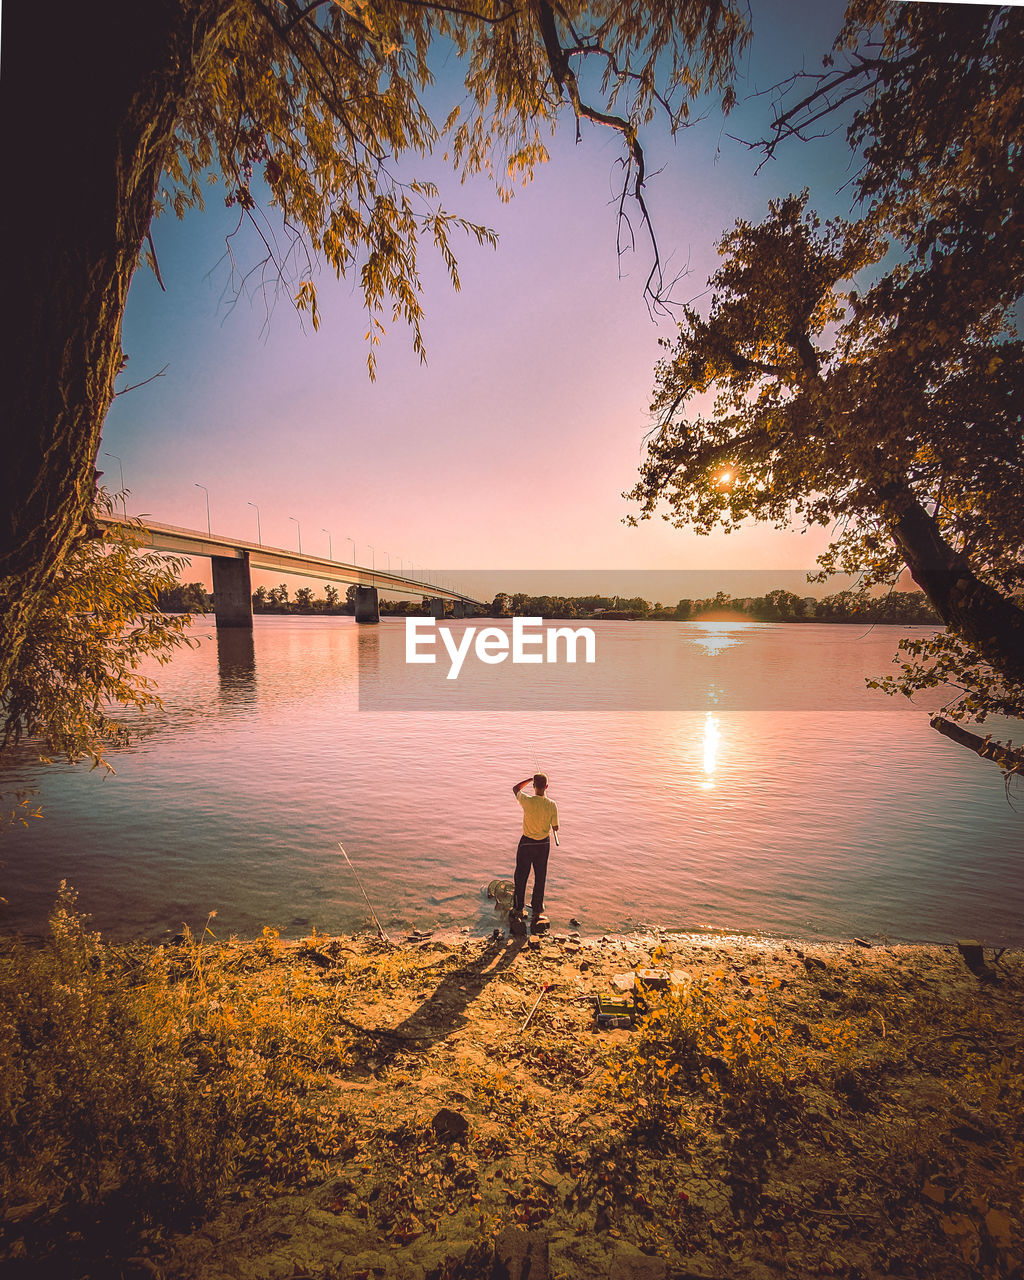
left=1, top=903, right=1021, bottom=1279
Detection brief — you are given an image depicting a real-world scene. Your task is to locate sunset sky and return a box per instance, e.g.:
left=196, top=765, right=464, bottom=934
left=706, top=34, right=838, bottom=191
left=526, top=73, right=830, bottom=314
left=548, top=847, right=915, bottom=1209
left=100, top=0, right=858, bottom=595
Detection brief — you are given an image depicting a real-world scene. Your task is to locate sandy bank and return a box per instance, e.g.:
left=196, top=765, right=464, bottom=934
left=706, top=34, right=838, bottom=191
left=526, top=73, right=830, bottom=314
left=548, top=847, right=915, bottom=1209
left=3, top=921, right=1022, bottom=1279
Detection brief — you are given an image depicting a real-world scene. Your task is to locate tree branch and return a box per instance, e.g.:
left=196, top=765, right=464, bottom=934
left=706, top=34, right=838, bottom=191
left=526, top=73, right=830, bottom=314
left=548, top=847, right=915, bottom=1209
left=535, top=0, right=672, bottom=313
left=145, top=230, right=166, bottom=292
left=745, top=53, right=893, bottom=168
left=930, top=715, right=1024, bottom=777
left=112, top=364, right=169, bottom=398
left=280, top=0, right=332, bottom=35
left=392, top=0, right=521, bottom=25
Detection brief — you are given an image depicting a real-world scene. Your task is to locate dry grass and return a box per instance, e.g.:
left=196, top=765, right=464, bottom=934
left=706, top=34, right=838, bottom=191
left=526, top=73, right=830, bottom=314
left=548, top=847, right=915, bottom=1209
left=594, top=959, right=1024, bottom=1276
left=0, top=889, right=357, bottom=1274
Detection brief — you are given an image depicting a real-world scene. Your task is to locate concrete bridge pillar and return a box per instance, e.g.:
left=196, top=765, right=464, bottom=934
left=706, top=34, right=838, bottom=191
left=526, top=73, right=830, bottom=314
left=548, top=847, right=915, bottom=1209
left=211, top=553, right=253, bottom=628
left=354, top=585, right=380, bottom=624
left=428, top=597, right=445, bottom=620
left=452, top=601, right=466, bottom=619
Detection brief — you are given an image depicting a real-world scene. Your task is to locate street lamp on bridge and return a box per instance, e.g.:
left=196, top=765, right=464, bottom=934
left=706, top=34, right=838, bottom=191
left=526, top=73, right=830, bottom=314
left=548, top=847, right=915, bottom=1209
left=103, top=452, right=127, bottom=518
left=368, top=544, right=375, bottom=586
left=322, top=528, right=332, bottom=559
left=195, top=483, right=211, bottom=535
left=289, top=516, right=302, bottom=554
left=346, top=536, right=356, bottom=564
left=248, top=501, right=262, bottom=546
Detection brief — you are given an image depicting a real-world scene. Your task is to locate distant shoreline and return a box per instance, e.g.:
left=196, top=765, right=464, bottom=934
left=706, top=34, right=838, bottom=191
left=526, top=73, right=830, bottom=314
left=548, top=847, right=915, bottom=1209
left=160, top=579, right=939, bottom=625
left=165, top=607, right=942, bottom=625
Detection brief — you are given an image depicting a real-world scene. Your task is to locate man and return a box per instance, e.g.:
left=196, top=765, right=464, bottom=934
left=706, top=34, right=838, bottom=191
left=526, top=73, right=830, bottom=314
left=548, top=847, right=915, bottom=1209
left=511, top=773, right=559, bottom=925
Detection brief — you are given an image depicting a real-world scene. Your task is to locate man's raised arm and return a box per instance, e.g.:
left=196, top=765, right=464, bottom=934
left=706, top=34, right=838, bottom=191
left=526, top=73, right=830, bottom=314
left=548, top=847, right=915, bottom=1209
left=512, top=776, right=534, bottom=795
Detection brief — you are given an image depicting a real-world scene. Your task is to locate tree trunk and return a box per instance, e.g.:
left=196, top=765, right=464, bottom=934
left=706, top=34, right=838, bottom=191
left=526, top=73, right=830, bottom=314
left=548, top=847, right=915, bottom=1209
left=0, top=0, right=229, bottom=690
left=881, top=482, right=1024, bottom=687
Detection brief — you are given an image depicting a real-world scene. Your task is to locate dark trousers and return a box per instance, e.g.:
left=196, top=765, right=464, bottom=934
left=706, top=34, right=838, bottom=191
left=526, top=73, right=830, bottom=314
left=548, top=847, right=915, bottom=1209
left=514, top=835, right=550, bottom=914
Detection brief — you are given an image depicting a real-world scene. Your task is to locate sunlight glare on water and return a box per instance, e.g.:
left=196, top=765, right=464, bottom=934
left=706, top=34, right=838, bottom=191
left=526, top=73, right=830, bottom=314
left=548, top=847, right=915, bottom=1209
left=701, top=712, right=720, bottom=790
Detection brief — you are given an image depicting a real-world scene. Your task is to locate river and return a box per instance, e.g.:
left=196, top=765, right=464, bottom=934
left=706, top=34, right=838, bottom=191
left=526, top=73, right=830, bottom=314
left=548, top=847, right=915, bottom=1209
left=2, top=617, right=1021, bottom=944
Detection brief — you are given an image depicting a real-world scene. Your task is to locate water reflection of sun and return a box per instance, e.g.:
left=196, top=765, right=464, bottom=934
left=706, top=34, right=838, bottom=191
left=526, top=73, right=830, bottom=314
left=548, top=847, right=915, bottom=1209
left=701, top=711, right=720, bottom=789
left=686, top=620, right=756, bottom=655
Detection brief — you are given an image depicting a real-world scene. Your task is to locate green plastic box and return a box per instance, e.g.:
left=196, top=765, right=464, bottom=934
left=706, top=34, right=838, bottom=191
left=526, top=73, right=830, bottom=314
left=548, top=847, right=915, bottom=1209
left=595, top=993, right=634, bottom=1029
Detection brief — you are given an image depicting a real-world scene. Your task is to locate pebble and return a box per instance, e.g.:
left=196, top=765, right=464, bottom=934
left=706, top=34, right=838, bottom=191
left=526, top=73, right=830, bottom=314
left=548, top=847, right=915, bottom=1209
left=430, top=1108, right=469, bottom=1143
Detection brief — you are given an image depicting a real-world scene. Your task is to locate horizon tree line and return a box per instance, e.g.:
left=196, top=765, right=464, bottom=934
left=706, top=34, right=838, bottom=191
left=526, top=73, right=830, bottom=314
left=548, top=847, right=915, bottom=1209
left=157, top=582, right=938, bottom=625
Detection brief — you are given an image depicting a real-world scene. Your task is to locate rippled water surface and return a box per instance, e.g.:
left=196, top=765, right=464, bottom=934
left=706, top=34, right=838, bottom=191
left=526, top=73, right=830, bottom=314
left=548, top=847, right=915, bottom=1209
left=3, top=618, right=1021, bottom=944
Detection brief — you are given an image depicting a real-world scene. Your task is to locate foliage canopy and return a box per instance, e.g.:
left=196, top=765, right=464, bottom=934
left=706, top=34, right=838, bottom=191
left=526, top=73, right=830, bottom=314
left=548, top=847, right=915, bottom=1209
left=165, top=0, right=750, bottom=369
left=1, top=496, right=195, bottom=800
left=627, top=2, right=1024, bottom=778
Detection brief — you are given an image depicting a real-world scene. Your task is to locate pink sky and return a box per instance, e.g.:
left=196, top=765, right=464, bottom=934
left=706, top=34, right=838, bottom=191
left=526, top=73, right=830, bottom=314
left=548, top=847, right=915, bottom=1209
left=100, top=0, right=855, bottom=594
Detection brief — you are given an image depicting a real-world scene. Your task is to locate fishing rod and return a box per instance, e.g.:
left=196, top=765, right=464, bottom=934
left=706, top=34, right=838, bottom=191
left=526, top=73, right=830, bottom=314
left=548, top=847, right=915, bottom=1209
left=338, top=841, right=392, bottom=947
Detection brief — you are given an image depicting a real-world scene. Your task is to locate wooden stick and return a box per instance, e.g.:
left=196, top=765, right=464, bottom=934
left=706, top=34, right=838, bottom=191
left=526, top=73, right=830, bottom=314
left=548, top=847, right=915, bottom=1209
left=521, top=983, right=550, bottom=1032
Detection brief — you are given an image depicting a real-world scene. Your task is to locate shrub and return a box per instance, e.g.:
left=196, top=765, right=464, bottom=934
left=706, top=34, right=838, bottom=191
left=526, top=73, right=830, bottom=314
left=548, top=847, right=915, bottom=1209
left=0, top=887, right=354, bottom=1271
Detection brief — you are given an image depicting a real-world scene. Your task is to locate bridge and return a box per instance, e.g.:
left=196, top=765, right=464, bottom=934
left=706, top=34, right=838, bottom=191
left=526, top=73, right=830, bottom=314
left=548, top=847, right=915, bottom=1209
left=97, top=514, right=485, bottom=627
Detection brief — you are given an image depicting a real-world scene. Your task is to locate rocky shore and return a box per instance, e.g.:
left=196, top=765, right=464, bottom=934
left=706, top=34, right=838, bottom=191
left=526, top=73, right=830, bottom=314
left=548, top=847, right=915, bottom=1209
left=2, top=918, right=1022, bottom=1279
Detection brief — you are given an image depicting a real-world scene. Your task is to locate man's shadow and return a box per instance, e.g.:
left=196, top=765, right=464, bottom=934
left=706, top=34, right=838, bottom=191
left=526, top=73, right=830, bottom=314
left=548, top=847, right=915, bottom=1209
left=350, top=931, right=527, bottom=1068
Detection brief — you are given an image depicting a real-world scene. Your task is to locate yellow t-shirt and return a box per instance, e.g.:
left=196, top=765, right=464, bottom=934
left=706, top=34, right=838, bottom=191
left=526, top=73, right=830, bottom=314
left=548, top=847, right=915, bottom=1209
left=517, top=791, right=558, bottom=840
